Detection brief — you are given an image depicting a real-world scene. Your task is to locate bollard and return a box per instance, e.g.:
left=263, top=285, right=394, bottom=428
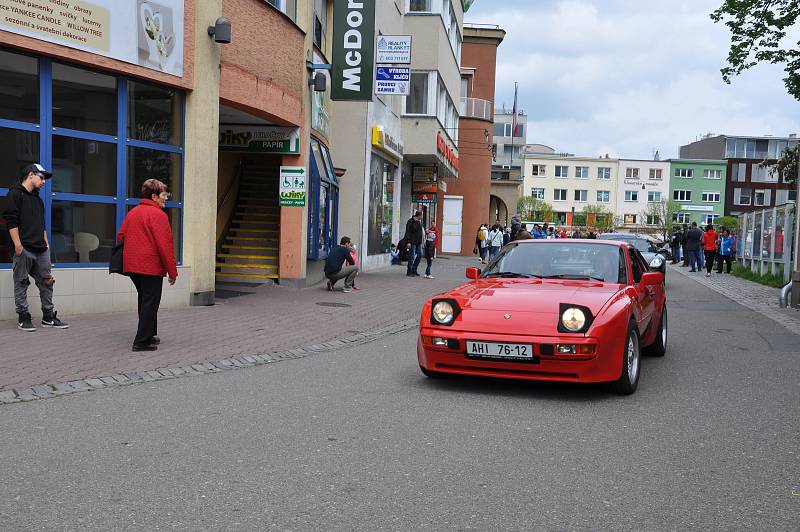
left=779, top=282, right=791, bottom=309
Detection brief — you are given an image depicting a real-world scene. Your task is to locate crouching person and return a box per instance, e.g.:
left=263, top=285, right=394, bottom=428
left=325, top=236, right=358, bottom=293
left=3, top=163, right=68, bottom=331
left=117, top=179, right=178, bottom=352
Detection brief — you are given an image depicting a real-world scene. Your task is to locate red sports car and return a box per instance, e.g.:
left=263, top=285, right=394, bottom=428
left=418, top=240, right=667, bottom=394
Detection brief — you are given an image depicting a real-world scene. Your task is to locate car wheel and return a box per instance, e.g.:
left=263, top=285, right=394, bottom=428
left=644, top=305, right=667, bottom=357
left=419, top=365, right=449, bottom=379
left=609, top=320, right=640, bottom=395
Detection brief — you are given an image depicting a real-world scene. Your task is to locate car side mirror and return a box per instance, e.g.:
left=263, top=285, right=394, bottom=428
left=466, top=267, right=480, bottom=280
left=640, top=271, right=663, bottom=287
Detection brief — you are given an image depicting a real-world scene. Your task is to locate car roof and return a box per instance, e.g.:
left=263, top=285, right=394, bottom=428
left=515, top=239, right=628, bottom=248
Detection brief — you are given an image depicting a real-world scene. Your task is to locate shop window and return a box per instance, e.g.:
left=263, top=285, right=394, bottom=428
left=128, top=81, right=182, bottom=146
left=368, top=155, right=396, bottom=255
left=0, top=128, right=39, bottom=190
left=0, top=50, right=39, bottom=124
left=127, top=147, right=182, bottom=202
left=51, top=136, right=116, bottom=196
left=50, top=201, right=116, bottom=263
left=308, top=139, right=339, bottom=260
left=52, top=62, right=117, bottom=135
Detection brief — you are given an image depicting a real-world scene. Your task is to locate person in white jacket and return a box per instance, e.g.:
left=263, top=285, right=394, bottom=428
left=488, top=224, right=504, bottom=260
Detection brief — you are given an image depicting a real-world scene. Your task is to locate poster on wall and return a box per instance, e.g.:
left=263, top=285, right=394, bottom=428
left=279, top=166, right=306, bottom=207
left=0, top=0, right=185, bottom=77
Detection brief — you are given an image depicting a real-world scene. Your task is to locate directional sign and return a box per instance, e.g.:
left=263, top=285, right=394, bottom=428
left=375, top=67, right=410, bottom=95
left=376, top=35, right=412, bottom=64
left=279, top=166, right=306, bottom=207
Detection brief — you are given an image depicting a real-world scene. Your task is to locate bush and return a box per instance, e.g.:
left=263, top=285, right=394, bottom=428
left=731, top=263, right=787, bottom=289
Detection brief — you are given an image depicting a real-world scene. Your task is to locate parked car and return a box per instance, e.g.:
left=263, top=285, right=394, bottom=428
left=598, top=233, right=667, bottom=273
left=417, top=240, right=667, bottom=394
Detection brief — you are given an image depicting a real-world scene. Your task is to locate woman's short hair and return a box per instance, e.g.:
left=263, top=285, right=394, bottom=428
left=141, top=179, right=167, bottom=199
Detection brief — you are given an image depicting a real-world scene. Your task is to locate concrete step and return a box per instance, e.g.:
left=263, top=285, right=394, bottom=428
left=222, top=244, right=279, bottom=254
left=215, top=272, right=278, bottom=283
left=234, top=212, right=280, bottom=218
left=218, top=264, right=279, bottom=276
left=217, top=255, right=279, bottom=265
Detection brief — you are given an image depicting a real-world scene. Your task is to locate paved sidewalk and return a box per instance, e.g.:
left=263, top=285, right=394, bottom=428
left=667, top=262, right=800, bottom=335
left=0, top=256, right=476, bottom=393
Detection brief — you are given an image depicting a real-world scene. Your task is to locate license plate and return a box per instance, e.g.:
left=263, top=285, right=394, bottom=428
left=466, top=341, right=534, bottom=360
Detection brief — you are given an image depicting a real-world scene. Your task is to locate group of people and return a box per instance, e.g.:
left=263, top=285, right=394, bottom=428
left=670, top=222, right=736, bottom=276
left=4, top=163, right=179, bottom=352
left=473, top=217, right=597, bottom=264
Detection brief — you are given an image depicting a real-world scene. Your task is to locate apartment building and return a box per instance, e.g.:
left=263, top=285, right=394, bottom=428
left=668, top=159, right=728, bottom=226
left=616, top=159, right=672, bottom=228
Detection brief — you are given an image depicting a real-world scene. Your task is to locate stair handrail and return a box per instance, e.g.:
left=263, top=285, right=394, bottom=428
left=218, top=159, right=243, bottom=212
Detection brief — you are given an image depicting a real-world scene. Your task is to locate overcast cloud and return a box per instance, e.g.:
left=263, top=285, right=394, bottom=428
left=465, top=0, right=800, bottom=159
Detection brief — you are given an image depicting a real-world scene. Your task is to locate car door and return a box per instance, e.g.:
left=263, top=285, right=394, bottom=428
left=629, top=247, right=655, bottom=333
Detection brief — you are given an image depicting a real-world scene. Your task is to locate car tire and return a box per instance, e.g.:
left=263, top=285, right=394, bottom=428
left=609, top=320, right=640, bottom=395
left=420, top=365, right=449, bottom=379
left=644, top=305, right=667, bottom=357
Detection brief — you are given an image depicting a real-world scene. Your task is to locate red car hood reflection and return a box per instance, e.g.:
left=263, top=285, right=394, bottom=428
left=440, top=279, right=624, bottom=334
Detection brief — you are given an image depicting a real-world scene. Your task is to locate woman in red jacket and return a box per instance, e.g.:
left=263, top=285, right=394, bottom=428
left=702, top=224, right=718, bottom=277
left=117, top=179, right=178, bottom=351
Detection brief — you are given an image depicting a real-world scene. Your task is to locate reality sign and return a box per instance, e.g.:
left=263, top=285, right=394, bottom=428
left=375, top=67, right=410, bottom=96
left=376, top=35, right=412, bottom=64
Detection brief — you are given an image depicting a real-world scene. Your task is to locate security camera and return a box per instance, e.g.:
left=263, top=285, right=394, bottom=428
left=208, top=17, right=231, bottom=44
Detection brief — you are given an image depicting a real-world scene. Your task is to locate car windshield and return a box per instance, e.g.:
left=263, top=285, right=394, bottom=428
left=483, top=242, right=626, bottom=283
left=601, top=235, right=656, bottom=253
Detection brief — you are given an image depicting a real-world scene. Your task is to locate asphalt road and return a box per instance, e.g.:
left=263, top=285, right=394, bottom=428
left=0, top=272, right=798, bottom=531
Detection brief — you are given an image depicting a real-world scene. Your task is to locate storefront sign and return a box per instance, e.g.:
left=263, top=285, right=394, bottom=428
left=0, top=0, right=185, bottom=77
left=412, top=193, right=436, bottom=204
left=370, top=125, right=403, bottom=159
left=331, top=0, right=375, bottom=101
left=413, top=166, right=436, bottom=182
left=412, top=182, right=437, bottom=194
left=279, top=166, right=306, bottom=207
left=376, top=35, right=411, bottom=64
left=624, top=214, right=637, bottom=225
left=219, top=126, right=300, bottom=154
left=375, top=66, right=410, bottom=95
left=436, top=131, right=459, bottom=174
left=681, top=205, right=714, bottom=212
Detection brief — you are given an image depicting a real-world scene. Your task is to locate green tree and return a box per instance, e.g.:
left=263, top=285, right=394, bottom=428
left=582, top=204, right=615, bottom=231
left=715, top=215, right=740, bottom=230
left=516, top=196, right=554, bottom=222
left=761, top=144, right=799, bottom=185
left=710, top=0, right=800, bottom=100
left=640, top=200, right=683, bottom=243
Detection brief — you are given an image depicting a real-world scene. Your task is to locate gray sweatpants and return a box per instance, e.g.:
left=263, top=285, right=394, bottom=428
left=327, top=265, right=358, bottom=289
left=12, top=248, right=54, bottom=316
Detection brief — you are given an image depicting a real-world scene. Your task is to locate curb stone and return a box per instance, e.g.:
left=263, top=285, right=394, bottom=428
left=0, top=317, right=420, bottom=407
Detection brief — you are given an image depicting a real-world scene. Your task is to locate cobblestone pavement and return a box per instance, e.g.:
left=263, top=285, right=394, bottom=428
left=0, top=256, right=477, bottom=398
left=667, top=261, right=800, bottom=335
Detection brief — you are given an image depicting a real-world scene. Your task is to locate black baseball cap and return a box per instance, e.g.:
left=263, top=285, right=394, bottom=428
left=22, top=163, right=52, bottom=179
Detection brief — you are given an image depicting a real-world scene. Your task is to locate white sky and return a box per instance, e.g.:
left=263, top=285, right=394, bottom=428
left=464, top=0, right=800, bottom=159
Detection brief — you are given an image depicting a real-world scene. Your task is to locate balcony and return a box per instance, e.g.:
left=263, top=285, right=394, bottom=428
left=460, top=97, right=493, bottom=122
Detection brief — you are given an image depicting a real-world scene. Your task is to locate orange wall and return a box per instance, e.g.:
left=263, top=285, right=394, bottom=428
left=462, top=41, right=498, bottom=102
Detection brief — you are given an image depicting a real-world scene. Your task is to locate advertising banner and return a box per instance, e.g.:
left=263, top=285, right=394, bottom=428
left=375, top=66, right=410, bottom=95
left=376, top=35, right=411, bottom=64
left=412, top=193, right=437, bottom=204
left=219, top=126, right=300, bottom=154
left=0, top=0, right=185, bottom=77
left=413, top=166, right=436, bottom=182
left=279, top=167, right=307, bottom=207
left=331, top=0, right=375, bottom=101
left=412, top=182, right=438, bottom=194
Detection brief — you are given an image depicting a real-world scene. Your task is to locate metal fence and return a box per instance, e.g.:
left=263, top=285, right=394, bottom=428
left=737, top=203, right=795, bottom=283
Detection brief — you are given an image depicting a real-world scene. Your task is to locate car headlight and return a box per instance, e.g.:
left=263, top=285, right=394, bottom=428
left=560, top=307, right=586, bottom=332
left=649, top=256, right=664, bottom=269
left=431, top=300, right=457, bottom=325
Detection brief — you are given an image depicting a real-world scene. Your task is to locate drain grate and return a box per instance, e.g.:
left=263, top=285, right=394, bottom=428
left=316, top=302, right=353, bottom=308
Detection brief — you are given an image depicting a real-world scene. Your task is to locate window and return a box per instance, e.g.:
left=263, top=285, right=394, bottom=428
left=674, top=168, right=693, bottom=178
left=673, top=190, right=692, bottom=201
left=647, top=191, right=661, bottom=202
left=701, top=191, right=720, bottom=202
left=672, top=213, right=689, bottom=224
left=553, top=189, right=567, bottom=201
left=313, top=0, right=327, bottom=51
left=703, top=169, right=721, bottom=179
left=625, top=190, right=639, bottom=202
left=575, top=166, right=589, bottom=178
left=531, top=187, right=545, bottom=199
left=596, top=190, right=610, bottom=203
left=405, top=72, right=429, bottom=114
left=649, top=168, right=662, bottom=179
left=368, top=154, right=395, bottom=256
left=754, top=189, right=771, bottom=206
left=0, top=50, right=184, bottom=267
left=530, top=164, right=546, bottom=176
left=574, top=189, right=588, bottom=202
left=597, top=167, right=611, bottom=179
left=555, top=165, right=569, bottom=178
left=409, top=0, right=432, bottom=11
left=733, top=187, right=752, bottom=205
left=646, top=215, right=660, bottom=225
left=625, top=168, right=639, bottom=178
left=266, top=0, right=297, bottom=19
left=308, top=138, right=339, bottom=260
left=702, top=215, right=720, bottom=225
left=731, top=163, right=747, bottom=182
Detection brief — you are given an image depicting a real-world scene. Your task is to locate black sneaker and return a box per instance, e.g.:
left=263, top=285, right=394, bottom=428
left=326, top=280, right=334, bottom=291
left=149, top=336, right=161, bottom=346
left=17, top=313, right=35, bottom=332
left=42, top=311, right=69, bottom=329
left=132, top=344, right=158, bottom=352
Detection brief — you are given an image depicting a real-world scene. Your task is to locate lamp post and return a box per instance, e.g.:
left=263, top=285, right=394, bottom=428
left=792, top=167, right=800, bottom=308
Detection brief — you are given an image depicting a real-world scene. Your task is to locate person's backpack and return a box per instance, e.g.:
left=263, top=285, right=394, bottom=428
left=477, top=229, right=485, bottom=241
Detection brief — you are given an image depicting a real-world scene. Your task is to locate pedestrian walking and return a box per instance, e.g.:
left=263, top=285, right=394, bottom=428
left=3, top=163, right=69, bottom=332
left=515, top=223, right=533, bottom=240
left=716, top=229, right=734, bottom=273
left=681, top=223, right=690, bottom=266
left=502, top=227, right=511, bottom=246
left=404, top=211, right=424, bottom=277
left=702, top=224, right=717, bottom=276
left=424, top=227, right=436, bottom=279
left=510, top=213, right=522, bottom=241
left=488, top=224, right=503, bottom=260
left=116, top=179, right=177, bottom=351
left=325, top=236, right=358, bottom=291
left=685, top=222, right=703, bottom=272
left=476, top=224, right=489, bottom=263
left=670, top=226, right=682, bottom=264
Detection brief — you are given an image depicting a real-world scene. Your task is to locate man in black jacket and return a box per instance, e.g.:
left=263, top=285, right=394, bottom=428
left=324, top=236, right=358, bottom=292
left=684, top=222, right=704, bottom=272
left=404, top=210, right=424, bottom=277
left=3, top=163, right=69, bottom=331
